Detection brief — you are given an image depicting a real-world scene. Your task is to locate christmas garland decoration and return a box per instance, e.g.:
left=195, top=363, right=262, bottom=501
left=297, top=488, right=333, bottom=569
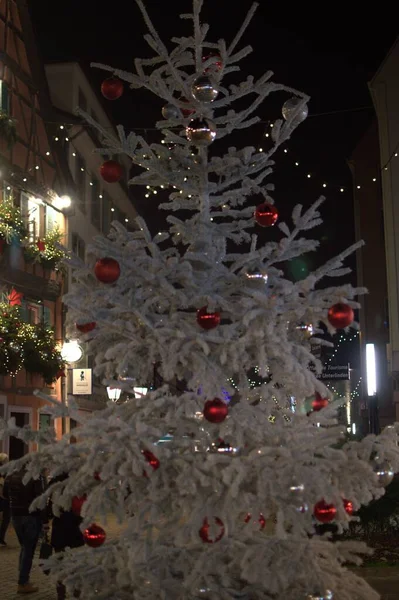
left=0, top=292, right=65, bottom=383
left=0, top=198, right=28, bottom=247
left=23, top=227, right=67, bottom=272
left=0, top=199, right=67, bottom=272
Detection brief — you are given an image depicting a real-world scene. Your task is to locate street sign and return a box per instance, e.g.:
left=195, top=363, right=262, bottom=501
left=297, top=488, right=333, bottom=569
left=72, top=368, right=93, bottom=395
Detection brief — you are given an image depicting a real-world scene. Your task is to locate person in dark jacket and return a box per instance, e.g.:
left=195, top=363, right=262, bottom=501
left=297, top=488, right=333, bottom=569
left=0, top=453, right=11, bottom=546
left=3, top=467, right=46, bottom=594
left=50, top=472, right=84, bottom=600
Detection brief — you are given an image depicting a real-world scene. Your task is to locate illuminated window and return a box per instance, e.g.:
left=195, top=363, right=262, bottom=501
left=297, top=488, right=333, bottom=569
left=20, top=193, right=41, bottom=242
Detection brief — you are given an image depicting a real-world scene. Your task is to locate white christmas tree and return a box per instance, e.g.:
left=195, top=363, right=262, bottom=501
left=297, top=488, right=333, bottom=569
left=2, top=2, right=399, bottom=599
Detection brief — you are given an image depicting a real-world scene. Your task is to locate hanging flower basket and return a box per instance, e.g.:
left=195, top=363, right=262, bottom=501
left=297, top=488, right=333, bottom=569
left=0, top=111, right=17, bottom=149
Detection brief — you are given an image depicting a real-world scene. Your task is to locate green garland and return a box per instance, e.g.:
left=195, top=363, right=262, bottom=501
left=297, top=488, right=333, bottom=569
left=0, top=198, right=28, bottom=244
left=0, top=301, right=65, bottom=383
left=24, top=227, right=67, bottom=272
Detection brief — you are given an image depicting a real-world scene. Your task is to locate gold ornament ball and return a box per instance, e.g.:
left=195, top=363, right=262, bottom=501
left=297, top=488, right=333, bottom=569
left=191, top=75, right=218, bottom=103
left=186, top=118, right=216, bottom=146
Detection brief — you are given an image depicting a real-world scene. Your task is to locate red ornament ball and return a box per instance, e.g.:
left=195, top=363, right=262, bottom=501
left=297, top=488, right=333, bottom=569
left=202, top=54, right=223, bottom=72
left=179, top=97, right=195, bottom=117
left=71, top=495, right=87, bottom=516
left=327, top=303, right=354, bottom=329
left=94, top=258, right=120, bottom=284
left=94, top=472, right=101, bottom=481
left=83, top=524, right=106, bottom=548
left=311, top=392, right=329, bottom=412
left=244, top=513, right=266, bottom=530
left=199, top=517, right=225, bottom=543
left=76, top=322, right=96, bottom=334
left=203, top=398, right=228, bottom=423
left=343, top=498, right=354, bottom=516
left=254, top=203, right=278, bottom=227
left=313, top=500, right=337, bottom=523
left=197, top=306, right=220, bottom=330
left=100, top=160, right=123, bottom=183
left=101, top=77, right=123, bottom=101
left=141, top=449, right=160, bottom=471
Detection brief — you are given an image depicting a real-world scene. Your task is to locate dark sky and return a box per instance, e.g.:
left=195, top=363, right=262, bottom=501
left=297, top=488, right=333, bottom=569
left=28, top=1, right=397, bottom=273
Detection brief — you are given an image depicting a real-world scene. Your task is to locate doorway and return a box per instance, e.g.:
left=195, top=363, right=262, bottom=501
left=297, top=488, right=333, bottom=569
left=8, top=407, right=32, bottom=460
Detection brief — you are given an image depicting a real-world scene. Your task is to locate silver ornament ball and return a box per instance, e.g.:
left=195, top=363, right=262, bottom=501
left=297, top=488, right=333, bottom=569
left=186, top=118, right=216, bottom=146
left=191, top=75, right=218, bottom=103
left=289, top=480, right=308, bottom=513
left=374, top=459, right=394, bottom=487
left=306, top=591, right=333, bottom=600
left=282, top=97, right=308, bottom=123
left=246, top=268, right=268, bottom=283
left=161, top=103, right=180, bottom=120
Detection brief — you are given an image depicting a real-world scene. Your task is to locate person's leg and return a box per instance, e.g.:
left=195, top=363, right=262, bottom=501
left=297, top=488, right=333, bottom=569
left=18, top=516, right=41, bottom=586
left=12, top=517, right=25, bottom=580
left=0, top=502, right=11, bottom=543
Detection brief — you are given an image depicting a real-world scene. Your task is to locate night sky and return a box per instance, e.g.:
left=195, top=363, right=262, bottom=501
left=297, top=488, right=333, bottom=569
left=28, top=1, right=397, bottom=276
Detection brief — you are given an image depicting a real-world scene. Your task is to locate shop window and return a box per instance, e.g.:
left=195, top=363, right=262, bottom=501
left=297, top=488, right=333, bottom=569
left=21, top=299, right=44, bottom=325
left=72, top=232, right=86, bottom=261
left=20, top=193, right=41, bottom=242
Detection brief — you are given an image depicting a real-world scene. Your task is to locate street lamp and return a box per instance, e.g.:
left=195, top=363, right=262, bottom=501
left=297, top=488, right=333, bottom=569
left=107, top=387, right=122, bottom=402
left=61, top=340, right=83, bottom=364
left=133, top=387, right=148, bottom=398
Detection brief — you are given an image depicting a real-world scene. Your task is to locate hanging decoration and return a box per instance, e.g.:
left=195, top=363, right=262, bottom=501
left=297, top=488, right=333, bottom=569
left=76, top=321, right=97, bottom=334
left=8, top=288, right=23, bottom=307
left=0, top=299, right=65, bottom=382
left=254, top=202, right=278, bottom=227
left=0, top=198, right=28, bottom=245
left=83, top=524, right=106, bottom=548
left=100, top=160, right=124, bottom=183
left=311, top=393, right=329, bottom=412
left=244, top=513, right=266, bottom=530
left=282, top=97, right=308, bottom=124
left=191, top=75, right=218, bottom=103
left=203, top=398, right=228, bottom=423
left=186, top=118, right=216, bottom=146
left=24, top=228, right=67, bottom=272
left=343, top=499, right=353, bottom=516
left=141, top=449, right=160, bottom=471
left=313, top=500, right=337, bottom=523
left=196, top=306, right=220, bottom=330
left=179, top=97, right=195, bottom=117
left=374, top=459, right=394, bottom=487
left=94, top=258, right=121, bottom=284
left=202, top=54, right=223, bottom=72
left=162, top=104, right=180, bottom=120
left=198, top=517, right=225, bottom=543
left=101, top=77, right=124, bottom=101
left=327, top=303, right=354, bottom=329
left=71, top=495, right=87, bottom=516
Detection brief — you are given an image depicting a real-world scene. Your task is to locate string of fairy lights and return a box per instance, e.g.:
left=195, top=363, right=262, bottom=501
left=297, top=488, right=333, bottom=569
left=47, top=104, right=399, bottom=207
left=326, top=330, right=359, bottom=365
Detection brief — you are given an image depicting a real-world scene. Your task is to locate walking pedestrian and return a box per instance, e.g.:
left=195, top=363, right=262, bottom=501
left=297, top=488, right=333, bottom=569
left=50, top=472, right=84, bottom=600
left=0, top=453, right=11, bottom=546
left=3, top=466, right=47, bottom=594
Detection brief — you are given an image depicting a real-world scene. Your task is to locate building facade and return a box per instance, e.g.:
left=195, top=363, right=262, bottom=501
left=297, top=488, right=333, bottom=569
left=44, top=61, right=137, bottom=413
left=350, top=121, right=393, bottom=432
left=0, top=0, right=73, bottom=458
left=369, top=38, right=399, bottom=422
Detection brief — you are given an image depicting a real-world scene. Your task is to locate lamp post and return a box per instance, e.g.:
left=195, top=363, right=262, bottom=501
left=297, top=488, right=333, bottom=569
left=60, top=340, right=84, bottom=435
